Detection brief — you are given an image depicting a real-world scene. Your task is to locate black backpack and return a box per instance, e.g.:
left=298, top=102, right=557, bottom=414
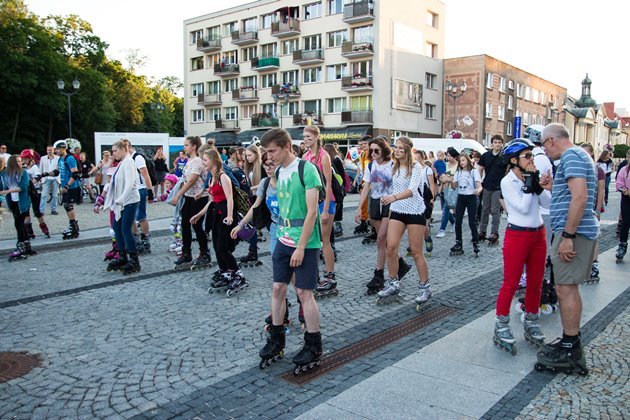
left=133, top=152, right=158, bottom=186
left=418, top=166, right=434, bottom=218
left=252, top=177, right=273, bottom=230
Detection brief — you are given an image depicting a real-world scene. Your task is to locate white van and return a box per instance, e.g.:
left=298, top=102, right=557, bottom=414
left=397, top=137, right=487, bottom=156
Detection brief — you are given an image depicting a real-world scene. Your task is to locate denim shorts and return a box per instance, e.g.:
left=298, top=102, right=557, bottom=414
left=318, top=201, right=337, bottom=215
left=272, top=242, right=320, bottom=290
left=136, top=188, right=148, bottom=222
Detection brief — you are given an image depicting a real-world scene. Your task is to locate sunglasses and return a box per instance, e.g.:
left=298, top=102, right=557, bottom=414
left=541, top=137, right=553, bottom=148
left=519, top=152, right=533, bottom=160
left=369, top=148, right=381, bottom=154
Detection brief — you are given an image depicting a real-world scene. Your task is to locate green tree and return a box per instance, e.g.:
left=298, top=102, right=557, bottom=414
left=613, top=144, right=629, bottom=159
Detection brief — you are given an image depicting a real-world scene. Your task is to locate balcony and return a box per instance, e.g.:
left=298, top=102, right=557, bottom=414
left=341, top=40, right=374, bottom=58
left=293, top=49, right=324, bottom=65
left=293, top=113, right=323, bottom=127
left=215, top=119, right=240, bottom=131
left=271, top=83, right=301, bottom=98
left=343, top=1, right=375, bottom=23
left=271, top=18, right=301, bottom=37
left=251, top=56, right=280, bottom=71
left=341, top=110, right=373, bottom=125
left=197, top=93, right=222, bottom=106
left=196, top=37, right=221, bottom=52
left=231, top=31, right=258, bottom=46
left=213, top=63, right=240, bottom=77
left=341, top=75, right=373, bottom=92
left=251, top=113, right=279, bottom=128
left=232, top=87, right=259, bottom=102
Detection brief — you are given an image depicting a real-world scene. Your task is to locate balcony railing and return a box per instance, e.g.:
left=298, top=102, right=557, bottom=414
left=341, top=110, right=373, bottom=124
left=341, top=75, right=373, bottom=91
left=251, top=114, right=279, bottom=128
left=213, top=63, right=240, bottom=76
left=215, top=119, right=239, bottom=130
left=196, top=37, right=221, bottom=52
left=251, top=56, right=280, bottom=71
left=293, top=49, right=324, bottom=65
left=343, top=1, right=375, bottom=23
left=231, top=87, right=258, bottom=102
left=197, top=93, right=222, bottom=106
left=293, top=113, right=323, bottom=126
left=231, top=31, right=258, bottom=45
left=341, top=40, right=374, bottom=58
left=270, top=18, right=301, bottom=37
left=272, top=83, right=301, bottom=97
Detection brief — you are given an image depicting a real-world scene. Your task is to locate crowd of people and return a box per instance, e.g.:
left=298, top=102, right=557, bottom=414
left=0, top=121, right=628, bottom=375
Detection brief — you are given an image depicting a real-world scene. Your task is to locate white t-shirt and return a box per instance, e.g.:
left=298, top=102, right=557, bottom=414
left=27, top=165, right=41, bottom=187
left=0, top=153, right=10, bottom=164
left=133, top=152, right=147, bottom=190
left=533, top=146, right=553, bottom=216
left=454, top=169, right=481, bottom=196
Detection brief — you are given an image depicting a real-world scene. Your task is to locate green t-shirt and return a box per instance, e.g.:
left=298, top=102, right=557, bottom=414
left=276, top=158, right=322, bottom=249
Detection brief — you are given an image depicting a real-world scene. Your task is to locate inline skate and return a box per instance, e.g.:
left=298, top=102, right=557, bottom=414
left=226, top=270, right=248, bottom=297
left=361, top=229, right=377, bottom=245
left=616, top=242, right=627, bottom=264
left=334, top=221, right=343, bottom=237
left=106, top=251, right=128, bottom=272
left=315, top=272, right=338, bottom=298
left=472, top=241, right=480, bottom=257
left=104, top=241, right=118, bottom=261
left=487, top=232, right=499, bottom=246
left=535, top=339, right=588, bottom=375
left=121, top=252, right=141, bottom=275
left=264, top=298, right=291, bottom=332
left=191, top=253, right=213, bottom=271
left=415, top=281, right=432, bottom=311
left=259, top=324, right=285, bottom=369
left=398, top=257, right=411, bottom=280
left=292, top=331, right=322, bottom=375
left=425, top=236, right=433, bottom=256
left=39, top=222, right=50, bottom=238
left=208, top=271, right=232, bottom=293
left=25, top=223, right=36, bottom=240
left=493, top=315, right=517, bottom=355
left=523, top=313, right=545, bottom=348
left=62, top=220, right=80, bottom=240
left=8, top=242, right=28, bottom=262
left=585, top=260, right=600, bottom=283
left=450, top=240, right=464, bottom=256
left=365, top=269, right=385, bottom=295
left=354, top=220, right=370, bottom=235
left=22, top=240, right=37, bottom=256
left=239, top=248, right=262, bottom=268
left=173, top=253, right=193, bottom=272
left=478, top=231, right=487, bottom=242
left=376, top=278, right=402, bottom=305
left=136, top=235, right=151, bottom=255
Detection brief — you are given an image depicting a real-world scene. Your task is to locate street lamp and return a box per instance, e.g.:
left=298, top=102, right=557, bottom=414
left=272, top=93, right=290, bottom=128
left=445, top=80, right=467, bottom=130
left=57, top=79, right=80, bottom=139
left=151, top=102, right=165, bottom=132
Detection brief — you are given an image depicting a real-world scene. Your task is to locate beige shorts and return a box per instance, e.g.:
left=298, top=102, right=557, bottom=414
left=551, top=234, right=596, bottom=285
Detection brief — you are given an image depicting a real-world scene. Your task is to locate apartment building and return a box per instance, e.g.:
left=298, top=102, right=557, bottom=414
left=183, top=0, right=445, bottom=147
left=443, top=55, right=567, bottom=146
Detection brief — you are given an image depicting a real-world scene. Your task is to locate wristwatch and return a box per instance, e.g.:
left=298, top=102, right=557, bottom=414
left=561, top=231, right=577, bottom=239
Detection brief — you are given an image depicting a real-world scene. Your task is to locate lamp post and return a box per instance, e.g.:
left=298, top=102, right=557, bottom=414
left=151, top=102, right=165, bottom=132
left=57, top=79, right=80, bottom=139
left=445, top=80, right=467, bottom=130
left=272, top=92, right=290, bottom=128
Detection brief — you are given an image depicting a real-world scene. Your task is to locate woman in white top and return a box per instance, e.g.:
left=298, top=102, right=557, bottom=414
left=450, top=153, right=482, bottom=256
left=494, top=139, right=550, bottom=352
left=95, top=150, right=112, bottom=194
left=377, top=136, right=431, bottom=306
left=102, top=139, right=140, bottom=275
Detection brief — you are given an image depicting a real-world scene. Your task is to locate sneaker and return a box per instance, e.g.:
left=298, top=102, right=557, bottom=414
left=448, top=223, right=455, bottom=233
left=436, top=230, right=446, bottom=238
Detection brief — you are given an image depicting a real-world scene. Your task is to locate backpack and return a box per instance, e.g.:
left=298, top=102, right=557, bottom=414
left=133, top=152, right=158, bottom=185
left=276, top=159, right=327, bottom=204
left=252, top=177, right=273, bottom=230
left=224, top=175, right=250, bottom=216
left=419, top=166, right=434, bottom=218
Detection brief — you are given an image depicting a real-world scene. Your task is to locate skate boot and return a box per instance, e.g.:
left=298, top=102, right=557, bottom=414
left=239, top=248, right=261, bottom=268
left=264, top=298, right=291, bottom=332
left=334, top=221, right=343, bottom=237
left=104, top=241, right=118, bottom=261
left=354, top=220, right=369, bottom=235
left=62, top=220, right=80, bottom=240
left=376, top=278, right=402, bottom=305
left=292, top=331, right=322, bottom=375
left=211, top=269, right=225, bottom=282
left=415, top=281, right=432, bottom=311
left=121, top=252, right=141, bottom=275
left=616, top=242, right=627, bottom=264
left=23, top=240, right=37, bottom=256
left=398, top=257, right=411, bottom=280
left=25, top=223, right=36, bottom=240
left=208, top=271, right=232, bottom=293
left=259, top=324, right=286, bottom=369
left=361, top=228, right=377, bottom=245
left=472, top=241, right=480, bottom=257
left=136, top=234, right=151, bottom=255
left=493, top=315, right=516, bottom=355
left=191, top=252, right=213, bottom=271
left=488, top=232, right=499, bottom=246
left=450, top=240, right=464, bottom=256
left=425, top=236, right=433, bottom=256
left=478, top=231, right=487, bottom=242
left=107, top=251, right=128, bottom=272
left=39, top=222, right=50, bottom=238
left=365, top=269, right=385, bottom=295
left=586, top=260, right=600, bottom=283
left=173, top=253, right=193, bottom=272
left=8, top=242, right=28, bottom=262
left=315, top=272, right=338, bottom=299
left=226, top=270, right=248, bottom=297
left=535, top=338, right=588, bottom=375
left=523, top=313, right=545, bottom=348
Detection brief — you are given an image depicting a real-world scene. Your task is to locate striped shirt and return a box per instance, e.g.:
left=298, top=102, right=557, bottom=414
left=550, top=147, right=599, bottom=240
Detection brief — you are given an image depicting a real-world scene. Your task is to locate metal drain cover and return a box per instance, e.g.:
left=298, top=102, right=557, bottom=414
left=0, top=352, right=43, bottom=383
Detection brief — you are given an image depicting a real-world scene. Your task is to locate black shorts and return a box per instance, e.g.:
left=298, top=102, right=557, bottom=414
left=369, top=197, right=390, bottom=220
left=62, top=188, right=81, bottom=205
left=389, top=211, right=426, bottom=226
left=272, top=242, right=320, bottom=290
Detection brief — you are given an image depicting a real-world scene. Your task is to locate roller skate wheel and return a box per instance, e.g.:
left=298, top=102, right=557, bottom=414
left=226, top=290, right=235, bottom=298
left=534, top=363, right=545, bottom=371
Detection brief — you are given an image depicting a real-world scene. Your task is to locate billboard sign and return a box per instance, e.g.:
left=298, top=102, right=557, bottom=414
left=392, top=78, right=423, bottom=113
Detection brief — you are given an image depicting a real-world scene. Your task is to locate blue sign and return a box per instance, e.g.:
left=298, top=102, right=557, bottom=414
left=514, top=116, right=522, bottom=138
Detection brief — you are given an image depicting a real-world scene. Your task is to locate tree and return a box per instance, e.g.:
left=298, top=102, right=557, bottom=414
left=613, top=144, right=629, bottom=159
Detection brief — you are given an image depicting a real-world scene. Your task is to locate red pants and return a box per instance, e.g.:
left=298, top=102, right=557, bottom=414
left=496, top=227, right=547, bottom=316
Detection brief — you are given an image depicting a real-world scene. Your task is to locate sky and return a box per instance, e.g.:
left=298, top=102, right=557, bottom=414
left=24, top=0, right=630, bottom=112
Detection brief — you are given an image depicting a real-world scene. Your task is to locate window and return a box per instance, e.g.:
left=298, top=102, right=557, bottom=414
left=499, top=77, right=506, bottom=92
left=425, top=73, right=437, bottom=90
left=207, top=53, right=220, bottom=68
left=261, top=43, right=277, bottom=58
left=498, top=105, right=505, bottom=121
left=351, top=60, right=372, bottom=77
left=241, top=105, right=257, bottom=119
left=242, top=17, right=257, bottom=33
left=191, top=109, right=204, bottom=123
left=208, top=26, right=220, bottom=40
left=426, top=11, right=438, bottom=28
left=425, top=104, right=436, bottom=119
left=261, top=13, right=276, bottom=29
left=353, top=25, right=373, bottom=43
left=506, top=121, right=513, bottom=136
left=523, top=112, right=529, bottom=125
left=328, top=0, right=343, bottom=15
left=525, top=86, right=531, bottom=101
left=532, top=88, right=539, bottom=103
left=508, top=79, right=514, bottom=90
left=207, top=81, right=220, bottom=94
left=224, top=50, right=238, bottom=64
left=327, top=97, right=346, bottom=113
left=517, top=83, right=525, bottom=98
left=485, top=102, right=492, bottom=118
left=508, top=95, right=514, bottom=110
left=191, top=83, right=204, bottom=97
left=282, top=102, right=299, bottom=117
left=303, top=34, right=322, bottom=51
left=261, top=103, right=277, bottom=115
left=209, top=108, right=221, bottom=121
left=484, top=133, right=492, bottom=146
left=241, top=46, right=257, bottom=62
left=303, top=67, right=322, bottom=84
left=327, top=30, right=348, bottom=47
left=303, top=99, right=321, bottom=114
left=326, top=64, right=347, bottom=81
left=191, top=57, right=203, bottom=71
left=486, top=73, right=494, bottom=89
left=304, top=2, right=322, bottom=20
left=350, top=95, right=372, bottom=111
left=241, top=76, right=256, bottom=89
left=426, top=42, right=438, bottom=58
left=282, top=39, right=299, bottom=55
left=191, top=30, right=203, bottom=44
left=224, top=107, right=238, bottom=120
left=224, top=78, right=238, bottom=93
left=223, top=21, right=237, bottom=37
left=282, top=70, right=299, bottom=85
left=261, top=73, right=278, bottom=88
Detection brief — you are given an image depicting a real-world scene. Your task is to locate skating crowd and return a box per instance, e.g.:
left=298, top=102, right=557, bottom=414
left=1, top=121, right=628, bottom=375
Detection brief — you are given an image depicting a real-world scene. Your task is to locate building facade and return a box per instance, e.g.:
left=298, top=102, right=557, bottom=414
left=183, top=0, right=445, bottom=147
left=443, top=55, right=567, bottom=146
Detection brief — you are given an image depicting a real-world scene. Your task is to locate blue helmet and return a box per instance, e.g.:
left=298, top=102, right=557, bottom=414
left=501, top=138, right=534, bottom=161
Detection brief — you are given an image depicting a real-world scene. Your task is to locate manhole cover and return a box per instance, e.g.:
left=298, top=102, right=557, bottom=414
left=0, top=352, right=43, bottom=383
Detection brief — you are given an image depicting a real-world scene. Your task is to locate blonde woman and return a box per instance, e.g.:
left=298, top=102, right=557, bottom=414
left=240, top=144, right=267, bottom=266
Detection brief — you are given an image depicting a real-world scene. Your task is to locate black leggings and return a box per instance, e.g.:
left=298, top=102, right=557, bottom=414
left=211, top=200, right=238, bottom=271
left=620, top=195, right=630, bottom=243
left=28, top=189, right=43, bottom=219
left=181, top=196, right=209, bottom=256
left=455, top=194, right=479, bottom=242
left=9, top=201, right=28, bottom=243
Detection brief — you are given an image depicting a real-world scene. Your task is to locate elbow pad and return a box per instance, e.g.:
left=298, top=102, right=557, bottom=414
left=52, top=169, right=60, bottom=176
left=71, top=172, right=81, bottom=180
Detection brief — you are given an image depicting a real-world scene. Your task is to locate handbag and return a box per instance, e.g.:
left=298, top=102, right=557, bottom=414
left=444, top=187, right=458, bottom=210
left=94, top=172, right=103, bottom=184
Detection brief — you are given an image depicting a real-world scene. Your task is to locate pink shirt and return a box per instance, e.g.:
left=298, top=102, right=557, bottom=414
left=303, top=148, right=335, bottom=202
left=616, top=165, right=630, bottom=192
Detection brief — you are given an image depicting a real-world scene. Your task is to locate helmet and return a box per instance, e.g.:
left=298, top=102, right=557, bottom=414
left=53, top=140, right=67, bottom=149
left=523, top=124, right=545, bottom=144
left=501, top=138, right=535, bottom=161
left=236, top=224, right=257, bottom=241
left=164, top=174, right=178, bottom=185
left=19, top=149, right=34, bottom=160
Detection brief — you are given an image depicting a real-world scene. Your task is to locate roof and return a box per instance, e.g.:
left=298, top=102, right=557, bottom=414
left=603, top=102, right=616, bottom=119
left=567, top=108, right=594, bottom=119
left=604, top=120, right=619, bottom=129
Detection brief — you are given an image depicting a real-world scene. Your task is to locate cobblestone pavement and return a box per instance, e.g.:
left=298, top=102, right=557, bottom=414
left=0, top=191, right=625, bottom=419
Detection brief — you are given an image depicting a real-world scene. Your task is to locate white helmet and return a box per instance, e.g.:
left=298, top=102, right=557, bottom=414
left=523, top=125, right=545, bottom=145
left=53, top=140, right=67, bottom=149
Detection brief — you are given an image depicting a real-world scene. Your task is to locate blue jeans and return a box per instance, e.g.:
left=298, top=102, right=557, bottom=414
left=40, top=179, right=58, bottom=213
left=113, top=202, right=139, bottom=254
left=439, top=194, right=455, bottom=231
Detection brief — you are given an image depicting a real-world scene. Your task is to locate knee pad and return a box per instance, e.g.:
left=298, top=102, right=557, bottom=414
left=64, top=203, right=74, bottom=212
